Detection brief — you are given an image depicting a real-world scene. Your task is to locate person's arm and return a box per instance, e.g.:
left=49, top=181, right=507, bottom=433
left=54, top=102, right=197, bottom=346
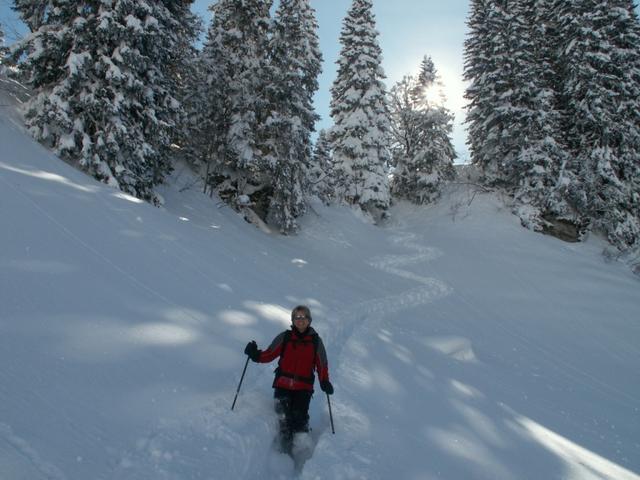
left=316, top=337, right=334, bottom=394
left=257, top=331, right=286, bottom=363
left=315, top=337, right=330, bottom=383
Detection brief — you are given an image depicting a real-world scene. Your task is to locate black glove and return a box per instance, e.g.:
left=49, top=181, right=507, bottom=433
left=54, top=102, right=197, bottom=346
left=244, top=341, right=259, bottom=361
left=320, top=380, right=334, bottom=395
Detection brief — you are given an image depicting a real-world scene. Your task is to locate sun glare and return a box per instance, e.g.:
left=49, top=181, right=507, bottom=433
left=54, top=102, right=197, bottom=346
left=424, top=83, right=444, bottom=106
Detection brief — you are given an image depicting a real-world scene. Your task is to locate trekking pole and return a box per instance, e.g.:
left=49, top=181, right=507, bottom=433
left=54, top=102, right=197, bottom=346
left=326, top=393, right=335, bottom=434
left=231, top=356, right=250, bottom=411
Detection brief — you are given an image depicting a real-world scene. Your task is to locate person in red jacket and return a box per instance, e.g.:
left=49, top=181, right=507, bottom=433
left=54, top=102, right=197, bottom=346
left=244, top=305, right=333, bottom=442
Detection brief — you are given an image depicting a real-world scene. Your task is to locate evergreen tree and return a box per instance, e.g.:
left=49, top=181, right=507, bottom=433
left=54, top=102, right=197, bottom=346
left=163, top=1, right=202, bottom=162
left=465, top=0, right=640, bottom=248
left=181, top=54, right=217, bottom=189
left=506, top=0, right=574, bottom=230
left=0, top=23, right=6, bottom=67
left=472, top=1, right=527, bottom=180
left=264, top=0, right=322, bottom=233
left=12, top=0, right=198, bottom=202
left=191, top=5, right=233, bottom=195
left=389, top=56, right=456, bottom=204
left=329, top=0, right=391, bottom=221
left=465, top=0, right=576, bottom=231
left=557, top=0, right=640, bottom=248
left=198, top=0, right=322, bottom=233
left=199, top=0, right=272, bottom=210
left=463, top=0, right=496, bottom=174
left=308, top=129, right=335, bottom=204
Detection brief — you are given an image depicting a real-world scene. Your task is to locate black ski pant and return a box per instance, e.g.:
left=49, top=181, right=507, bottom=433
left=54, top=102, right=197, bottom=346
left=274, top=388, right=312, bottom=434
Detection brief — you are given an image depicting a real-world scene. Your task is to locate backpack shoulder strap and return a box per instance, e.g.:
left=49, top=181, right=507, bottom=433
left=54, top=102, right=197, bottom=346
left=277, top=330, right=292, bottom=364
left=282, top=330, right=292, bottom=348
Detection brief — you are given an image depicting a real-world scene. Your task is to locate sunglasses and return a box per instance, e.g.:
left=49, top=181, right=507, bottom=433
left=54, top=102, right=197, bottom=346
left=293, top=315, right=309, bottom=321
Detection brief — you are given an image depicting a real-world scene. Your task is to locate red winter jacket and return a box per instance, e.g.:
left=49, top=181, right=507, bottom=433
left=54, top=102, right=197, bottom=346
left=258, top=327, right=329, bottom=391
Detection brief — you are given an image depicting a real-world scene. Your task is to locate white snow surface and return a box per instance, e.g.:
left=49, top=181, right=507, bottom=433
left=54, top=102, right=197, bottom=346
left=1, top=90, right=639, bottom=480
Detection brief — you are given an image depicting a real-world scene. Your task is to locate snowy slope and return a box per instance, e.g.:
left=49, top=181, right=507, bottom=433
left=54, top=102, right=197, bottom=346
left=1, top=92, right=639, bottom=480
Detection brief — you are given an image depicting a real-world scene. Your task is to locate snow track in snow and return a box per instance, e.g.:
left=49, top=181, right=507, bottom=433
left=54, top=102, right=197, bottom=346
left=317, top=224, right=450, bottom=356
left=361, top=229, right=452, bottom=326
left=332, top=226, right=453, bottom=356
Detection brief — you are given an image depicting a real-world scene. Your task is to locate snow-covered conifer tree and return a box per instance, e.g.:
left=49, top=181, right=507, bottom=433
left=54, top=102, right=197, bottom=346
left=308, top=129, right=335, bottom=204
left=181, top=54, right=216, bottom=188
left=463, top=0, right=496, bottom=174
left=191, top=6, right=233, bottom=195
left=468, top=1, right=526, bottom=180
left=465, top=1, right=544, bottom=181
left=163, top=1, right=202, bottom=159
left=199, top=0, right=272, bottom=211
left=503, top=0, right=574, bottom=230
left=264, top=0, right=322, bottom=233
left=557, top=0, right=640, bottom=248
left=465, top=0, right=640, bottom=248
left=0, top=23, right=6, bottom=66
left=329, top=0, right=391, bottom=221
left=389, top=56, right=456, bottom=204
left=465, top=0, right=576, bottom=232
left=12, top=0, right=198, bottom=202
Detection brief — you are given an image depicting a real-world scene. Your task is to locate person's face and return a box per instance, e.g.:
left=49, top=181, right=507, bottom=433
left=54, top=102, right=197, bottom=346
left=292, top=312, right=310, bottom=333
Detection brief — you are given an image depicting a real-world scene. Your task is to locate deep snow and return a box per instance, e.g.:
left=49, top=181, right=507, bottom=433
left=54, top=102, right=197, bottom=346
left=1, top=86, right=639, bottom=480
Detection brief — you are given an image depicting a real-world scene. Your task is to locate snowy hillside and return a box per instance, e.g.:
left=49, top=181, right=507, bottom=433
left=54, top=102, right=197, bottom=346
left=1, top=92, right=639, bottom=480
